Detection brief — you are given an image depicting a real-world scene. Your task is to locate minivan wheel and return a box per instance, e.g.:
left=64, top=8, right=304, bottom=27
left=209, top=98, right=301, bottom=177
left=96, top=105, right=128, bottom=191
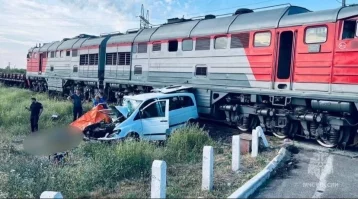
left=126, top=132, right=140, bottom=142
left=187, top=118, right=198, bottom=125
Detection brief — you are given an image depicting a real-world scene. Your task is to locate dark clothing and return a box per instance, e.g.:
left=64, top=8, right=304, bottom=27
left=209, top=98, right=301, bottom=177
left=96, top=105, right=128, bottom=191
left=73, top=106, right=83, bottom=121
left=29, top=101, right=42, bottom=132
left=30, top=102, right=43, bottom=116
left=70, top=94, right=84, bottom=121
left=93, top=96, right=108, bottom=108
left=30, top=115, right=39, bottom=132
left=70, top=94, right=84, bottom=108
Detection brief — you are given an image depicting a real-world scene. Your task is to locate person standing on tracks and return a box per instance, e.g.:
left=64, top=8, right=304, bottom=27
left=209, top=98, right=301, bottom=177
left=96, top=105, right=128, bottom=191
left=25, top=97, right=43, bottom=133
left=67, top=89, right=85, bottom=121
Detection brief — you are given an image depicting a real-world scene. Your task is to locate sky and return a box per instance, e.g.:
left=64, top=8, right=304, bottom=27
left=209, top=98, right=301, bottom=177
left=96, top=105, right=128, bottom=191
left=0, top=0, right=356, bottom=69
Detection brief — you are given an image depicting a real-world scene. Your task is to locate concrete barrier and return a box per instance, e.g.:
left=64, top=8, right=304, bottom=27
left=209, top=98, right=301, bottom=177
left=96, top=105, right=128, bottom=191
left=40, top=191, right=63, bottom=199
left=151, top=160, right=167, bottom=198
left=228, top=148, right=289, bottom=199
left=202, top=146, right=214, bottom=191
left=232, top=135, right=241, bottom=172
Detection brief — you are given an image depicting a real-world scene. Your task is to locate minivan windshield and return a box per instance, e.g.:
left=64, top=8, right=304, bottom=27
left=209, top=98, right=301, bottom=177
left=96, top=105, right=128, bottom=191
left=123, top=98, right=143, bottom=116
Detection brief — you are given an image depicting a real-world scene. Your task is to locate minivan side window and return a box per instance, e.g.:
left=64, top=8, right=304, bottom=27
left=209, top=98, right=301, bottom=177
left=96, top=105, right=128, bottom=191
left=180, top=96, right=194, bottom=107
left=141, top=101, right=164, bottom=119
left=162, top=96, right=194, bottom=111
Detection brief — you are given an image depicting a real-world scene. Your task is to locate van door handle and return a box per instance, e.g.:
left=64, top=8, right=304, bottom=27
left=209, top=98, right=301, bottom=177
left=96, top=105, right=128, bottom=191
left=160, top=120, right=168, bottom=122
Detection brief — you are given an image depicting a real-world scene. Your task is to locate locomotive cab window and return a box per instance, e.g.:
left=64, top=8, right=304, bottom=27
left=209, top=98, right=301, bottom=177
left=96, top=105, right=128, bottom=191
left=254, top=32, right=271, bottom=47
left=214, top=36, right=228, bottom=49
left=182, top=39, right=193, bottom=51
left=342, top=20, right=357, bottom=39
left=66, top=50, right=70, bottom=57
left=168, top=40, right=178, bottom=52
left=305, top=26, right=327, bottom=43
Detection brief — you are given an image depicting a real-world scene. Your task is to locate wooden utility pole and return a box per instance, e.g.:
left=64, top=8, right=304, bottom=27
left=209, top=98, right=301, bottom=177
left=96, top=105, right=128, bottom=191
left=342, top=0, right=346, bottom=7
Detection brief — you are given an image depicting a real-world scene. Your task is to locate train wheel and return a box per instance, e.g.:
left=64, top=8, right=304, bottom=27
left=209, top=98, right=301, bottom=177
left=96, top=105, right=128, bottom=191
left=316, top=127, right=345, bottom=148
left=236, top=114, right=249, bottom=132
left=272, top=122, right=295, bottom=139
left=237, top=114, right=259, bottom=132
left=316, top=138, right=337, bottom=148
left=272, top=129, right=288, bottom=139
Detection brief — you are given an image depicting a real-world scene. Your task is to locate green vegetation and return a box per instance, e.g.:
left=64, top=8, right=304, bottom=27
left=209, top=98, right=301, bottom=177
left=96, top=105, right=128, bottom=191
left=0, top=85, right=278, bottom=198
left=0, top=68, right=26, bottom=74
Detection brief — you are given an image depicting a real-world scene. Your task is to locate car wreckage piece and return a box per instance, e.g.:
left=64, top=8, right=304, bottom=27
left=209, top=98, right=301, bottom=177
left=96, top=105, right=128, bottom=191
left=70, top=104, right=125, bottom=139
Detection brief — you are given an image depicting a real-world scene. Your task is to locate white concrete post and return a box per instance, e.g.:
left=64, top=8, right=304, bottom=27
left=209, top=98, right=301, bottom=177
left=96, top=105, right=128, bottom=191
left=151, top=160, right=167, bottom=198
left=251, top=129, right=258, bottom=158
left=202, top=146, right=214, bottom=191
left=40, top=191, right=63, bottom=199
left=256, top=126, right=269, bottom=148
left=232, top=135, right=241, bottom=172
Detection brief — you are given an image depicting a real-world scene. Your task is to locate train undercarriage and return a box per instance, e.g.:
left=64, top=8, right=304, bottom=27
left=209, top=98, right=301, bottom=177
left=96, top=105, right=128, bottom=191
left=218, top=94, right=358, bottom=148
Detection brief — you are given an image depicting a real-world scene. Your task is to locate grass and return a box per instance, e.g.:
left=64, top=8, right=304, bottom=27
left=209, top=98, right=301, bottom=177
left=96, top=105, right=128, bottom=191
left=0, top=85, right=279, bottom=198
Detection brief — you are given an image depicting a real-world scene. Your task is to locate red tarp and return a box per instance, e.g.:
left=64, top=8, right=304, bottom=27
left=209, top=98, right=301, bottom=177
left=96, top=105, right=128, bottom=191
left=70, top=104, right=112, bottom=131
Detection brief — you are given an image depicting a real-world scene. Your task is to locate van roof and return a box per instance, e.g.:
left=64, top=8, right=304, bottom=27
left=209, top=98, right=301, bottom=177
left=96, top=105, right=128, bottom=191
left=124, top=92, right=192, bottom=101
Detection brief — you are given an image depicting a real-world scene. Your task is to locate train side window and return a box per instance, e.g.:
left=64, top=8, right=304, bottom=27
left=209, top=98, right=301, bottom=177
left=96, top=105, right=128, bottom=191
left=138, top=43, right=147, bottom=53
left=134, top=66, right=142, bottom=75
left=182, top=39, right=193, bottom=51
left=89, top=54, right=98, bottom=65
left=195, top=65, right=207, bottom=76
left=73, top=65, right=78, bottom=73
left=125, top=52, right=131, bottom=65
left=168, top=40, right=178, bottom=52
left=342, top=20, right=357, bottom=39
left=72, top=49, right=78, bottom=57
left=195, top=37, right=210, bottom=50
left=118, top=52, right=126, bottom=65
left=231, top=33, right=250, bottom=48
left=50, top=51, right=55, bottom=58
left=106, top=53, right=113, bottom=65
left=152, top=42, right=161, bottom=52
left=254, top=32, right=271, bottom=47
left=305, top=26, right=327, bottom=44
left=214, top=36, right=228, bottom=49
left=80, top=54, right=88, bottom=65
left=66, top=50, right=71, bottom=57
